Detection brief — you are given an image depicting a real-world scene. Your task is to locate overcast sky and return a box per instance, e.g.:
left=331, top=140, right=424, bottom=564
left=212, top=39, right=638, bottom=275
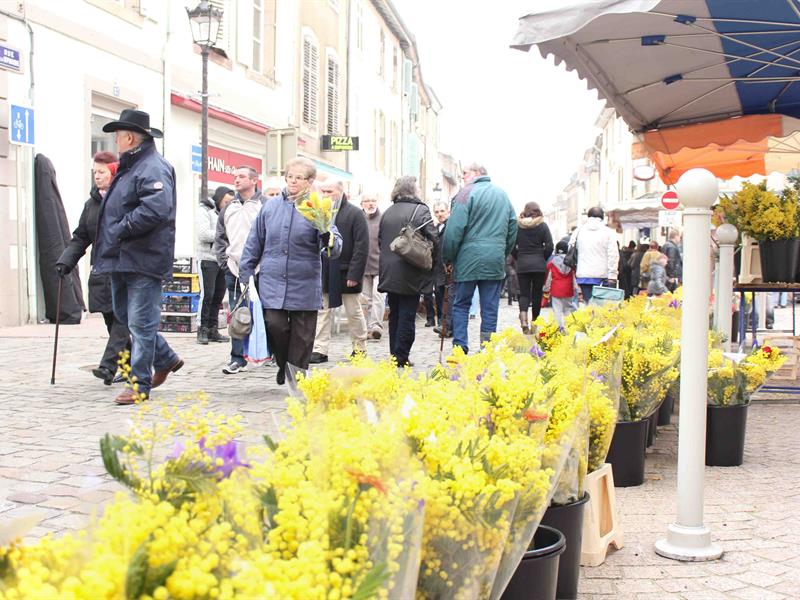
left=398, top=0, right=606, bottom=211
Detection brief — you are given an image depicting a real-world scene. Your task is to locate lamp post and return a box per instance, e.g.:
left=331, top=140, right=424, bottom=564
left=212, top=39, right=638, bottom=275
left=655, top=168, right=723, bottom=562
left=186, top=1, right=223, bottom=205
left=716, top=224, right=738, bottom=351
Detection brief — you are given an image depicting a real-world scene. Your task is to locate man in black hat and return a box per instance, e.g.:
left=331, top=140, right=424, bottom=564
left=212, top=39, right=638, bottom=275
left=93, top=109, right=183, bottom=405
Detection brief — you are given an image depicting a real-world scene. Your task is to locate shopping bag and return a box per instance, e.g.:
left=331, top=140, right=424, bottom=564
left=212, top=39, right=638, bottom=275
left=243, top=276, right=270, bottom=364
left=589, top=285, right=625, bottom=306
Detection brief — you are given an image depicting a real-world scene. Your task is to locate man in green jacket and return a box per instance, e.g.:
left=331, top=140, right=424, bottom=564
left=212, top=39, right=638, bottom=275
left=442, top=163, right=517, bottom=353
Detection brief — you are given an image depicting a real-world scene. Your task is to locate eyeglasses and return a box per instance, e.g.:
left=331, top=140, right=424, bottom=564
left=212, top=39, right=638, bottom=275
left=285, top=174, right=308, bottom=182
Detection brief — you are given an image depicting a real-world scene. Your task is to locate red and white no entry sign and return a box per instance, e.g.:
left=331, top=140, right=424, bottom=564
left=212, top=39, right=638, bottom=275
left=661, top=190, right=680, bottom=210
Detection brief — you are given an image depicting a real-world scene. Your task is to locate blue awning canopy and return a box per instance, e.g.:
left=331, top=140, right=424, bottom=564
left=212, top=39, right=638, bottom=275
left=512, top=0, right=800, bottom=133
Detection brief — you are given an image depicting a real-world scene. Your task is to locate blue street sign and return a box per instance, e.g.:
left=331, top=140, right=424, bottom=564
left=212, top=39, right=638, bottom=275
left=191, top=144, right=202, bottom=173
left=0, top=44, right=21, bottom=73
left=9, top=104, right=34, bottom=146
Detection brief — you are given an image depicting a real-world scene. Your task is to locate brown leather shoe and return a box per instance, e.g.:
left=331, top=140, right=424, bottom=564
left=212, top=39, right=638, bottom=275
left=115, top=389, right=147, bottom=405
left=151, top=358, right=184, bottom=389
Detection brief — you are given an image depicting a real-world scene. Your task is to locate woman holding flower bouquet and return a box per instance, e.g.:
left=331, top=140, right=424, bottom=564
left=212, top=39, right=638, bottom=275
left=378, top=175, right=439, bottom=367
left=239, top=157, right=342, bottom=385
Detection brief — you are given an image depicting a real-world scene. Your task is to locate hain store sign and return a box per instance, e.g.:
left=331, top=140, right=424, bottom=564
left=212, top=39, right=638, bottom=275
left=321, top=135, right=359, bottom=152
left=202, top=145, right=263, bottom=183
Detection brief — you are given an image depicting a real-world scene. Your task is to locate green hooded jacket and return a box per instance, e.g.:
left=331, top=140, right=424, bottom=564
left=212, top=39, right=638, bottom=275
left=442, top=176, right=517, bottom=282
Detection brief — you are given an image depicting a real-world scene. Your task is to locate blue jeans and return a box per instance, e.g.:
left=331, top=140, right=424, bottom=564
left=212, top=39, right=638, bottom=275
left=387, top=293, right=419, bottom=367
left=225, top=270, right=246, bottom=366
left=111, top=272, right=178, bottom=395
left=452, top=280, right=503, bottom=354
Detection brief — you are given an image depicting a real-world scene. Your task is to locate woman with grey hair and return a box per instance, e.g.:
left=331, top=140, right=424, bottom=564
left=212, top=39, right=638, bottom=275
left=378, top=176, right=439, bottom=367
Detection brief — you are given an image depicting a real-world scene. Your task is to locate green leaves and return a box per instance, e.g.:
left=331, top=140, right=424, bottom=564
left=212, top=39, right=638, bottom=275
left=124, top=541, right=177, bottom=600
left=100, top=434, right=143, bottom=492
left=351, top=562, right=389, bottom=600
left=262, top=434, right=278, bottom=452
left=160, top=455, right=218, bottom=508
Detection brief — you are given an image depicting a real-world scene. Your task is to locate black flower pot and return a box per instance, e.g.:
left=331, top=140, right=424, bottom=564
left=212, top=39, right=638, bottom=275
left=759, top=238, right=800, bottom=283
left=646, top=410, right=658, bottom=447
left=658, top=394, right=674, bottom=426
left=706, top=403, right=748, bottom=466
left=606, top=419, right=648, bottom=487
left=501, top=525, right=566, bottom=600
left=541, top=493, right=589, bottom=600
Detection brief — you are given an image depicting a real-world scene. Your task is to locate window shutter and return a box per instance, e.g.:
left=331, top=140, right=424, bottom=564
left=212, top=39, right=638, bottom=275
left=208, top=0, right=230, bottom=55
left=302, top=37, right=319, bottom=129
left=326, top=56, right=339, bottom=134
left=236, top=0, right=253, bottom=68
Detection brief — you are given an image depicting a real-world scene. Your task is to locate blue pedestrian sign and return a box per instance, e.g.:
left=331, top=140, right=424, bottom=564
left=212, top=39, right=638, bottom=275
left=9, top=104, right=34, bottom=146
left=191, top=144, right=202, bottom=173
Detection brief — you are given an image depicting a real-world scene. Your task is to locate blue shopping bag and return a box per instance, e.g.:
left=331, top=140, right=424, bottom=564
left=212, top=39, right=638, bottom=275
left=243, top=276, right=270, bottom=364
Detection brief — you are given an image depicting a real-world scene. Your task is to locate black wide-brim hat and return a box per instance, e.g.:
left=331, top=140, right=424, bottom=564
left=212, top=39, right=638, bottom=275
left=102, top=109, right=163, bottom=138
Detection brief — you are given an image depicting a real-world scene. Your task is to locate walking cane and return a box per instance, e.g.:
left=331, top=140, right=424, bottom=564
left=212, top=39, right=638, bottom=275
left=50, top=275, right=64, bottom=385
left=439, top=267, right=452, bottom=365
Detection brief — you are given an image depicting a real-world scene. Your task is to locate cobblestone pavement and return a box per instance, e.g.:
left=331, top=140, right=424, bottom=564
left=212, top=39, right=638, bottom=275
left=1, top=303, right=799, bottom=599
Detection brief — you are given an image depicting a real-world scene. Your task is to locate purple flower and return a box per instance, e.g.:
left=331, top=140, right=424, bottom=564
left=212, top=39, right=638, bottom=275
left=198, top=437, right=251, bottom=479
left=449, top=373, right=460, bottom=382
left=529, top=343, right=545, bottom=358
left=669, top=299, right=679, bottom=309
left=476, top=373, right=484, bottom=382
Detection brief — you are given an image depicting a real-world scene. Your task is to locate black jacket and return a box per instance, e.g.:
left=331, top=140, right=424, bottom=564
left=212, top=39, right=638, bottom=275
left=322, top=195, right=369, bottom=305
left=57, top=187, right=113, bottom=313
left=514, top=219, right=553, bottom=273
left=629, top=250, right=645, bottom=289
left=378, top=197, right=439, bottom=295
left=664, top=240, right=683, bottom=280
left=94, top=139, right=177, bottom=280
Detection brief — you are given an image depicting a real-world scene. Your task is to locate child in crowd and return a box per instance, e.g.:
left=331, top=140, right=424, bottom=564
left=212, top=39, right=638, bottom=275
left=647, top=253, right=669, bottom=297
left=543, top=241, right=579, bottom=329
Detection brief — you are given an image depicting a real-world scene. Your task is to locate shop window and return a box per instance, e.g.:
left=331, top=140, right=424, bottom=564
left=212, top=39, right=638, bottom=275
left=326, top=55, right=340, bottom=134
left=302, top=32, right=320, bottom=130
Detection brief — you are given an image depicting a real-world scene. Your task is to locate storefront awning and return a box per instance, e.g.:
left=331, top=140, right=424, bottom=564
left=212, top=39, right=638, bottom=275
left=512, top=0, right=800, bottom=183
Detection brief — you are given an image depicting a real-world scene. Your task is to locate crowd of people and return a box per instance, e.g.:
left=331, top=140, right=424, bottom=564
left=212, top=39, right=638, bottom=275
left=56, top=108, right=686, bottom=405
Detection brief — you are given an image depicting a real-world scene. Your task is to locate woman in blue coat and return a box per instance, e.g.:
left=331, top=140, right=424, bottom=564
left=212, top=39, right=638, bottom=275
left=239, top=157, right=341, bottom=385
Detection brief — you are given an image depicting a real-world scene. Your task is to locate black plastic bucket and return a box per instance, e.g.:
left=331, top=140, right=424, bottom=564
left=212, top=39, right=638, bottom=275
left=759, top=239, right=800, bottom=283
left=501, top=525, right=566, bottom=600
left=646, top=410, right=658, bottom=447
left=658, top=394, right=674, bottom=426
left=606, top=419, right=648, bottom=487
left=706, top=403, right=748, bottom=466
left=541, top=493, right=589, bottom=600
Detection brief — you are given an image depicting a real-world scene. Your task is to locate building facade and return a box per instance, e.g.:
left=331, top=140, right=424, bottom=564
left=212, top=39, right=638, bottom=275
left=0, top=0, right=447, bottom=327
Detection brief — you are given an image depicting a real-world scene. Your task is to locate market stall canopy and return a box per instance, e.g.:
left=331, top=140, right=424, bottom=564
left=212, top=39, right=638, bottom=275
left=512, top=0, right=800, bottom=181
left=642, top=114, right=800, bottom=182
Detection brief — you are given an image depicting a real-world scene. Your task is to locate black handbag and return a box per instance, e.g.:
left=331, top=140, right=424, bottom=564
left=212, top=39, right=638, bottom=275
left=390, top=205, right=434, bottom=270
left=564, top=230, right=579, bottom=270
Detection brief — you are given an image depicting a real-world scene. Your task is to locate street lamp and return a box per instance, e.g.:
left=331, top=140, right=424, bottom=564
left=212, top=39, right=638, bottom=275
left=186, top=0, right=223, bottom=205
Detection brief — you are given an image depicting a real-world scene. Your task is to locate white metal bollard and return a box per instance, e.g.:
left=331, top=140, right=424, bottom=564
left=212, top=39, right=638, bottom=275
left=655, top=168, right=723, bottom=562
left=716, top=225, right=738, bottom=351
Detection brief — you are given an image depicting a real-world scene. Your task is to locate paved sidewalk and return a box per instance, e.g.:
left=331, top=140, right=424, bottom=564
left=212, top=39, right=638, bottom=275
left=1, top=303, right=799, bottom=599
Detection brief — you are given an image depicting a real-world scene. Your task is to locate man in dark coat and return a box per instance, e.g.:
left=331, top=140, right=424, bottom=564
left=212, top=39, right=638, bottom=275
left=310, top=179, right=370, bottom=363
left=57, top=152, right=130, bottom=385
left=431, top=201, right=454, bottom=337
left=663, top=229, right=683, bottom=291
left=93, top=109, right=183, bottom=405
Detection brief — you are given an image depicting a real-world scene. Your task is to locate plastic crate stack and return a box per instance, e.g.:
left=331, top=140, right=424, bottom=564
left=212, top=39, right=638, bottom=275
left=159, top=257, right=200, bottom=333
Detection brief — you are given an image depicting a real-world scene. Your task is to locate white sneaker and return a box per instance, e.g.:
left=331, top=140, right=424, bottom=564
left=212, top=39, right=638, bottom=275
left=222, top=361, right=247, bottom=374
